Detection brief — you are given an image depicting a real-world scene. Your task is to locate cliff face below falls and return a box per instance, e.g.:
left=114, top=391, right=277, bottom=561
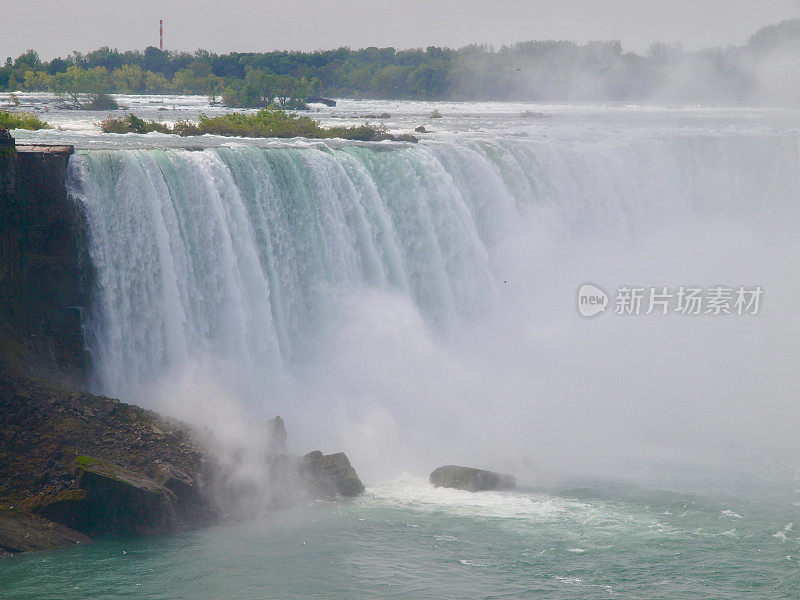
left=0, top=130, right=364, bottom=557
left=0, top=130, right=91, bottom=388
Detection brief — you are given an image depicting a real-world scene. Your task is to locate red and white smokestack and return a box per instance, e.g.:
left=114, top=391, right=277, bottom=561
left=159, top=20, right=163, bottom=50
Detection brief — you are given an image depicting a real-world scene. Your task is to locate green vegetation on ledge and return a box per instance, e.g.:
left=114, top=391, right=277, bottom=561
left=100, top=109, right=418, bottom=142
left=0, top=110, right=50, bottom=130
left=73, top=456, right=103, bottom=469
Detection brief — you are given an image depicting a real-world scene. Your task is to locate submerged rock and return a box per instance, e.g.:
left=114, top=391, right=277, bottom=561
left=0, top=507, right=90, bottom=555
left=429, top=465, right=516, bottom=492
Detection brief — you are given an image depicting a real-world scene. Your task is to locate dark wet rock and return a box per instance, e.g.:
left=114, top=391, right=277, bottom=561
left=0, top=128, right=13, bottom=148
left=306, top=96, right=336, bottom=107
left=303, top=451, right=365, bottom=497
left=33, top=456, right=178, bottom=537
left=415, top=125, right=429, bottom=133
left=153, top=460, right=198, bottom=503
left=377, top=112, right=391, bottom=119
left=0, top=507, right=90, bottom=555
left=264, top=450, right=365, bottom=501
left=429, top=465, right=516, bottom=492
left=0, top=374, right=214, bottom=516
left=388, top=133, right=419, bottom=143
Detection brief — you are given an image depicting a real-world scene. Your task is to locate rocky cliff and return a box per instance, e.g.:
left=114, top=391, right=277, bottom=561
left=0, top=130, right=91, bottom=388
left=0, top=363, right=365, bottom=556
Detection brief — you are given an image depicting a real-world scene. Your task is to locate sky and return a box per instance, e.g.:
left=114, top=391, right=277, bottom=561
left=2, top=0, right=800, bottom=59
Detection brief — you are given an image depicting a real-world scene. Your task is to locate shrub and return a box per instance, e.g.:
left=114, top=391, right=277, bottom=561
left=0, top=110, right=50, bottom=130
left=99, top=114, right=169, bottom=134
left=86, top=93, right=119, bottom=110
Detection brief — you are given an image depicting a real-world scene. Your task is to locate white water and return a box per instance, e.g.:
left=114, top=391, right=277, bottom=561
left=48, top=101, right=799, bottom=488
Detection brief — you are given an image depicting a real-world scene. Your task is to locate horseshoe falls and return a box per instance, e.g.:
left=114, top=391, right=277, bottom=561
left=10, top=103, right=796, bottom=599
left=68, top=134, right=799, bottom=406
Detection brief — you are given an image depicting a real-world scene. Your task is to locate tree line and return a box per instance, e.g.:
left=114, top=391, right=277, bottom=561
left=2, top=20, right=799, bottom=107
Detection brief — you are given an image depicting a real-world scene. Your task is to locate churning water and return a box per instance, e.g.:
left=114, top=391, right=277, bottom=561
left=5, top=98, right=800, bottom=598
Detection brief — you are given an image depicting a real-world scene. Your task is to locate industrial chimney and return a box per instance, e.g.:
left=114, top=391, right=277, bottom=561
left=159, top=19, right=163, bottom=50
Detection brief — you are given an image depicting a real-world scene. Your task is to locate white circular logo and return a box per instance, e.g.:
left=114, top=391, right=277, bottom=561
left=577, top=283, right=609, bottom=318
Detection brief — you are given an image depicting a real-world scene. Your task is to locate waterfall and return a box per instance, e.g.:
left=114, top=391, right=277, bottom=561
left=66, top=135, right=800, bottom=401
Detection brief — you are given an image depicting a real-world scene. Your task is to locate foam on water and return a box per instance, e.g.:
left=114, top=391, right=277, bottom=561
left=367, top=475, right=591, bottom=521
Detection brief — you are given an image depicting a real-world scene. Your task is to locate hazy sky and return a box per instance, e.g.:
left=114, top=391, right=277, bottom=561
left=3, top=0, right=800, bottom=59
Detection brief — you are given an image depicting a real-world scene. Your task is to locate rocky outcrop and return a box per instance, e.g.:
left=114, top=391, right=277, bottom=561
left=430, top=465, right=516, bottom=492
left=0, top=368, right=220, bottom=550
left=0, top=365, right=365, bottom=556
left=0, top=507, right=89, bottom=555
left=153, top=460, right=201, bottom=506
left=33, top=456, right=179, bottom=537
left=0, top=374, right=212, bottom=509
left=302, top=451, right=365, bottom=497
left=260, top=450, right=365, bottom=510
left=264, top=416, right=287, bottom=454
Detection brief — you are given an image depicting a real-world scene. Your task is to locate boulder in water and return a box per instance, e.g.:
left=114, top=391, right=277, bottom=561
left=303, top=451, right=365, bottom=497
left=429, top=465, right=516, bottom=492
left=306, top=96, right=336, bottom=107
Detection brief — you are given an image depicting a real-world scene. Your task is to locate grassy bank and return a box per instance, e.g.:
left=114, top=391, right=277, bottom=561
left=0, top=111, right=50, bottom=130
left=100, top=109, right=417, bottom=142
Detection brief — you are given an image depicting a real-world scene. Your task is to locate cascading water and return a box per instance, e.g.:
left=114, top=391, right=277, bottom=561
left=9, top=100, right=800, bottom=599
left=67, top=134, right=799, bottom=405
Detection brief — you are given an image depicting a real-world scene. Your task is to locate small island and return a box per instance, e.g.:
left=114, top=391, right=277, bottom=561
left=99, top=108, right=418, bottom=142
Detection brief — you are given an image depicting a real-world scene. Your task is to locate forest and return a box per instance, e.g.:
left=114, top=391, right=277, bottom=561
left=2, top=19, right=799, bottom=106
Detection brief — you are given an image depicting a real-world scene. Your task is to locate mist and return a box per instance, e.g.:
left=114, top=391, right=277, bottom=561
left=74, top=129, right=800, bottom=504
left=446, top=20, right=800, bottom=103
